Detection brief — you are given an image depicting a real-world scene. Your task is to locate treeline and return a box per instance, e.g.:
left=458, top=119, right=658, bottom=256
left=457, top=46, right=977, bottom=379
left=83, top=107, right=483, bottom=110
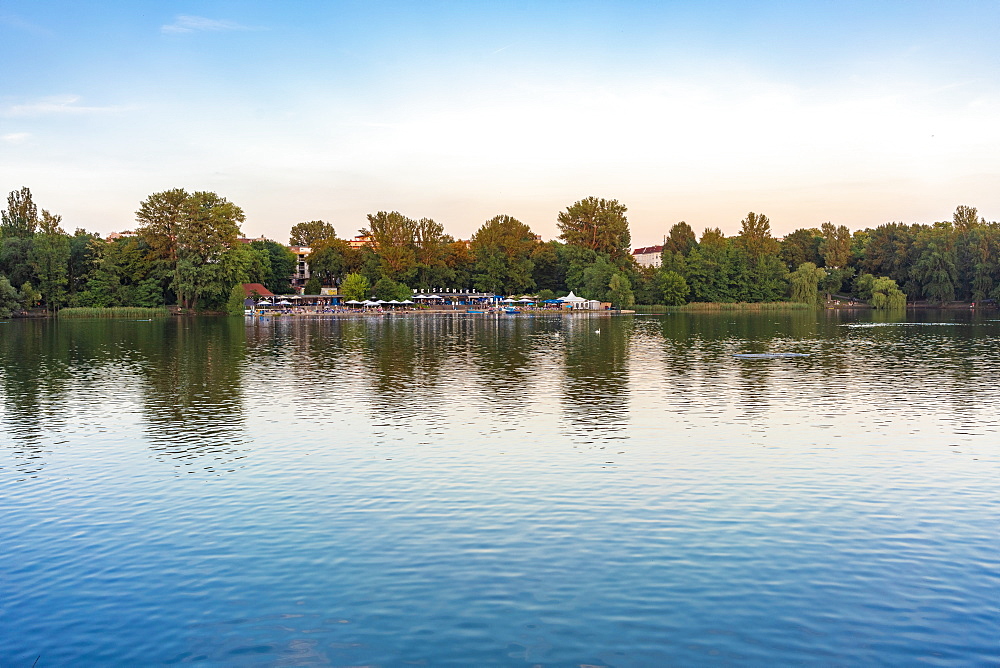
left=0, top=187, right=297, bottom=317
left=1, top=184, right=996, bottom=317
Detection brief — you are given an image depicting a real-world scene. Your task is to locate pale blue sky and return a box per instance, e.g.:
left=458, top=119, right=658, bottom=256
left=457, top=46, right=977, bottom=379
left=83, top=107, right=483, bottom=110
left=2, top=1, right=998, bottom=244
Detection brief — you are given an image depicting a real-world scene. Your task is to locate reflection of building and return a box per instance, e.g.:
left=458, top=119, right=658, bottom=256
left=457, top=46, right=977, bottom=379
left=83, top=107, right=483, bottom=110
left=632, top=245, right=663, bottom=268
left=289, top=246, right=312, bottom=288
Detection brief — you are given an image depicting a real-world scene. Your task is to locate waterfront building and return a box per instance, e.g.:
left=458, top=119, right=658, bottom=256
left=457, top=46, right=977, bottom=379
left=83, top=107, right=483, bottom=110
left=632, top=245, right=663, bottom=268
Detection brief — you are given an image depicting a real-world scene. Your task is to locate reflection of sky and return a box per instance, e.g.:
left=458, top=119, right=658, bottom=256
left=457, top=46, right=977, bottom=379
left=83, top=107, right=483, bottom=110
left=1, top=314, right=999, bottom=664
left=2, top=2, right=999, bottom=240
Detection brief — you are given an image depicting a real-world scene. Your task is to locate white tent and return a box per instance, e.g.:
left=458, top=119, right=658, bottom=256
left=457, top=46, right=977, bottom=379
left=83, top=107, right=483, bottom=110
left=400, top=299, right=414, bottom=305
left=345, top=299, right=362, bottom=305
left=561, top=291, right=586, bottom=303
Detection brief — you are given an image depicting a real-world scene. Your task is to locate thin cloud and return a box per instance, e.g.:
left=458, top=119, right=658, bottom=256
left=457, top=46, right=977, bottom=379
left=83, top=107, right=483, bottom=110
left=0, top=13, right=53, bottom=36
left=4, top=95, right=132, bottom=117
left=1, top=132, right=31, bottom=144
left=161, top=15, right=257, bottom=34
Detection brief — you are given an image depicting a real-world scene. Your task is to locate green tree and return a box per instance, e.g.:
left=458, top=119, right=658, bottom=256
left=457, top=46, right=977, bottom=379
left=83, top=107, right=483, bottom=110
left=372, top=276, right=411, bottom=301
left=362, top=211, right=418, bottom=281
left=412, top=217, right=453, bottom=289
left=952, top=205, right=983, bottom=232
left=557, top=196, right=631, bottom=262
left=227, top=283, right=247, bottom=315
left=911, top=224, right=957, bottom=303
left=737, top=212, right=779, bottom=258
left=175, top=192, right=245, bottom=309
left=663, top=221, right=697, bottom=257
left=0, top=275, right=20, bottom=317
left=68, top=230, right=101, bottom=301
left=686, top=238, right=729, bottom=302
left=789, top=262, right=825, bottom=305
left=820, top=222, right=852, bottom=269
left=137, top=189, right=245, bottom=309
left=304, top=276, right=321, bottom=294
left=340, top=272, right=370, bottom=301
left=1, top=186, right=38, bottom=238
left=735, top=213, right=787, bottom=301
left=307, top=239, right=350, bottom=287
left=608, top=271, right=635, bottom=309
left=656, top=270, right=689, bottom=305
left=289, top=220, right=337, bottom=246
left=470, top=214, right=536, bottom=294
left=531, top=240, right=566, bottom=293
left=19, top=281, right=40, bottom=308
left=0, top=237, right=36, bottom=288
left=136, top=188, right=189, bottom=300
left=560, top=244, right=599, bottom=294
left=964, top=223, right=1000, bottom=301
left=251, top=240, right=297, bottom=294
left=30, top=210, right=71, bottom=313
left=580, top=255, right=617, bottom=301
left=853, top=273, right=875, bottom=301
left=860, top=222, right=919, bottom=297
left=870, top=276, right=906, bottom=309
left=779, top=228, right=823, bottom=270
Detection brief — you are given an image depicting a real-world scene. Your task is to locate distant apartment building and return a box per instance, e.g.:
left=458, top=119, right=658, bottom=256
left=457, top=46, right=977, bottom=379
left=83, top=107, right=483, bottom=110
left=632, top=245, right=663, bottom=268
left=347, top=234, right=373, bottom=248
left=289, top=246, right=312, bottom=288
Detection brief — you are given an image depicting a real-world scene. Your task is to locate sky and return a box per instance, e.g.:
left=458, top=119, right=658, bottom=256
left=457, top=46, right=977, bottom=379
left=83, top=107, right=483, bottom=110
left=2, top=1, right=999, bottom=245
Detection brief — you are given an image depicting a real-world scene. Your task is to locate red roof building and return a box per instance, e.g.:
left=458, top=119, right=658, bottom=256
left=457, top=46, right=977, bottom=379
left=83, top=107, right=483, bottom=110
left=632, top=245, right=663, bottom=268
left=241, top=283, right=274, bottom=297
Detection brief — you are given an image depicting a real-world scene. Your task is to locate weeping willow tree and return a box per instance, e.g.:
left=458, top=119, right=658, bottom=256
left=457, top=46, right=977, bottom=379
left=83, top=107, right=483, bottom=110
left=788, top=262, right=825, bottom=305
left=870, top=276, right=907, bottom=310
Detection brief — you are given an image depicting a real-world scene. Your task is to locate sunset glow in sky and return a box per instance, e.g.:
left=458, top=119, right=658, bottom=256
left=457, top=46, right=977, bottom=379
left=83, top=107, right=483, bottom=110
left=2, top=1, right=998, bottom=244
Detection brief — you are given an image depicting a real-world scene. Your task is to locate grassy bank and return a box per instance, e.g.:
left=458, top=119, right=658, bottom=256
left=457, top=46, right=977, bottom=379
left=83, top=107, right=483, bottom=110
left=635, top=301, right=814, bottom=313
left=58, top=307, right=171, bottom=319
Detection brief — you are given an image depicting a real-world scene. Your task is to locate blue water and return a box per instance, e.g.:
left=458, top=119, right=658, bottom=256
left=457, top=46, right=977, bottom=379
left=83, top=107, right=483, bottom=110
left=1, top=312, right=998, bottom=665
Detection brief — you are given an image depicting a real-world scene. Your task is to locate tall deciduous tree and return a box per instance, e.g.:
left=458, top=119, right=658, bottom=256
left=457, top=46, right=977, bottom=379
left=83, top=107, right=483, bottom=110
left=911, top=223, right=957, bottom=303
left=663, top=221, right=697, bottom=257
left=31, top=210, right=70, bottom=312
left=557, top=197, right=631, bottom=262
left=135, top=189, right=244, bottom=309
left=779, top=228, right=823, bottom=270
left=1, top=187, right=38, bottom=238
left=289, top=220, right=336, bottom=247
left=820, top=222, right=852, bottom=269
left=362, top=211, right=418, bottom=281
left=412, top=217, right=452, bottom=289
left=470, top=214, right=537, bottom=294
left=737, top=212, right=779, bottom=258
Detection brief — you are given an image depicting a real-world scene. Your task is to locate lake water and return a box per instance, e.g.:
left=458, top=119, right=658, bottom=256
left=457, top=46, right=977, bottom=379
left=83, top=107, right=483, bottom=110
left=1, top=311, right=998, bottom=666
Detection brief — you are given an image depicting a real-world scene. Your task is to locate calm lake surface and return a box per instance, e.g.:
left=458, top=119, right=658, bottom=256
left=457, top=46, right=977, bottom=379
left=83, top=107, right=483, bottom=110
left=1, top=311, right=998, bottom=666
